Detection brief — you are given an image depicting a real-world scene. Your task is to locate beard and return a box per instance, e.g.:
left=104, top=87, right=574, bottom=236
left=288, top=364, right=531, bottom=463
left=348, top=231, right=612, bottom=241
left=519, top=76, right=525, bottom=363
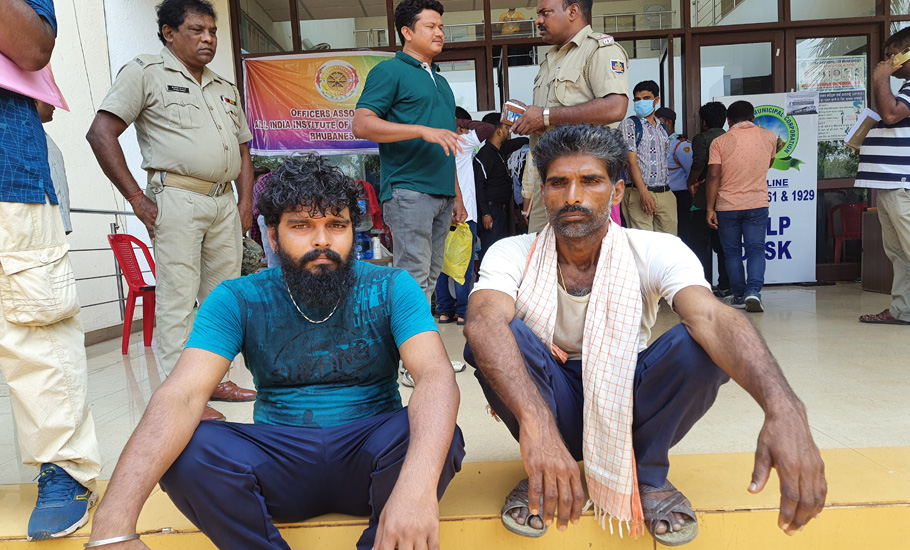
left=276, top=242, right=357, bottom=310
left=548, top=203, right=612, bottom=238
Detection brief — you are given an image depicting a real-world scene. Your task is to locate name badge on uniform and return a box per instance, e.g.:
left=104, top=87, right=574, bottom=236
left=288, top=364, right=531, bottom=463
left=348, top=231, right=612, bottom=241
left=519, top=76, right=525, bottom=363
left=167, top=85, right=190, bottom=93
left=222, top=96, right=237, bottom=106
left=611, top=59, right=626, bottom=75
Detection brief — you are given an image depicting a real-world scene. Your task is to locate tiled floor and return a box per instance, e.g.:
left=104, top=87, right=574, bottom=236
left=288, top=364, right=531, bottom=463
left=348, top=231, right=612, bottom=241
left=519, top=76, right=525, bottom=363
left=1, top=282, right=908, bottom=486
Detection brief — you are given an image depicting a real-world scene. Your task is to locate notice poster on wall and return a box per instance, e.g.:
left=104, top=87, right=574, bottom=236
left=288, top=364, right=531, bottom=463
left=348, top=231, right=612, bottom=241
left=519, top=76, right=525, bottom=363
left=716, top=94, right=818, bottom=284
left=244, top=51, right=394, bottom=156
left=797, top=56, right=866, bottom=92
left=816, top=89, right=866, bottom=141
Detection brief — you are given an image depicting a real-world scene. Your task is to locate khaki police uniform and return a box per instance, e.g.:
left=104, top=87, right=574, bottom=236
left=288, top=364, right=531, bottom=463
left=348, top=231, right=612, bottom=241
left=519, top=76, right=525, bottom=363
left=99, top=47, right=253, bottom=373
left=523, top=25, right=630, bottom=233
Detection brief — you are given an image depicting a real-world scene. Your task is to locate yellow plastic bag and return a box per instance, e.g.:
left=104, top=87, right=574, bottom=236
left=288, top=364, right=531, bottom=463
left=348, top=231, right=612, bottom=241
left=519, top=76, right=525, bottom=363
left=442, top=222, right=473, bottom=286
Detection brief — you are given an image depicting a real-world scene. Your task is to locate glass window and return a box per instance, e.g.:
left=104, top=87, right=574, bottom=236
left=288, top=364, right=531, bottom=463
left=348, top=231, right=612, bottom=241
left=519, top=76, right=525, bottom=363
left=700, top=42, right=773, bottom=100
left=894, top=0, right=910, bottom=15
left=437, top=60, right=480, bottom=112
left=692, top=0, right=776, bottom=27
left=621, top=38, right=676, bottom=117
left=238, top=0, right=292, bottom=54
left=592, top=0, right=681, bottom=33
left=298, top=0, right=389, bottom=50
left=796, top=36, right=868, bottom=179
left=792, top=0, right=875, bottom=21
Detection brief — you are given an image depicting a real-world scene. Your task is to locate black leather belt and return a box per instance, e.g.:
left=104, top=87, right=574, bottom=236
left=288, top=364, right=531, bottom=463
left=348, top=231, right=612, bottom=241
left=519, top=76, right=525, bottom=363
left=487, top=201, right=509, bottom=210
left=647, top=185, right=671, bottom=193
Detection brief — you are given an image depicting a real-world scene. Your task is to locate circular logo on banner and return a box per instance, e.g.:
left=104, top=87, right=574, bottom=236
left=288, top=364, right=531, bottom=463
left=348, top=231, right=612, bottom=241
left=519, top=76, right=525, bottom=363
left=754, top=104, right=803, bottom=171
left=315, top=60, right=359, bottom=102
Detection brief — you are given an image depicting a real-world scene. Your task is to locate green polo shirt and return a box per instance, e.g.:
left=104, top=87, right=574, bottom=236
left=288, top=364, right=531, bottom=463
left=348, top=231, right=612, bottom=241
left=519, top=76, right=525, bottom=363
left=357, top=51, right=456, bottom=202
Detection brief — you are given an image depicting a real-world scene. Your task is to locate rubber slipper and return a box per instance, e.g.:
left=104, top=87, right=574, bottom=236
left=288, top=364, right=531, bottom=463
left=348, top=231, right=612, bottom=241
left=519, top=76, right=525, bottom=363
left=438, top=313, right=456, bottom=324
left=640, top=481, right=698, bottom=547
left=859, top=309, right=910, bottom=325
left=501, top=478, right=547, bottom=538
left=456, top=317, right=466, bottom=326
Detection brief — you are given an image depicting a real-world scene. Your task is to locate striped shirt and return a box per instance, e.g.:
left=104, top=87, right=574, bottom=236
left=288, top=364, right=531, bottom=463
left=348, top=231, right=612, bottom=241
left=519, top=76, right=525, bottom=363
left=855, top=80, right=910, bottom=190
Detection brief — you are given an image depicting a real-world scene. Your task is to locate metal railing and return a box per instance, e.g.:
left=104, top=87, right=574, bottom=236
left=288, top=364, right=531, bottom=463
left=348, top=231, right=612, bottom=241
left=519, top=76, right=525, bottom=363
left=695, top=0, right=746, bottom=27
left=69, top=208, right=152, bottom=321
left=596, top=10, right=677, bottom=33
left=352, top=28, right=388, bottom=48
left=442, top=10, right=679, bottom=42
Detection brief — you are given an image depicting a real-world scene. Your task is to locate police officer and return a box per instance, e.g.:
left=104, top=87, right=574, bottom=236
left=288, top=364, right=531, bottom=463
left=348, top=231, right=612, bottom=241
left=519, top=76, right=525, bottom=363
left=506, top=0, right=630, bottom=233
left=87, top=0, right=255, bottom=421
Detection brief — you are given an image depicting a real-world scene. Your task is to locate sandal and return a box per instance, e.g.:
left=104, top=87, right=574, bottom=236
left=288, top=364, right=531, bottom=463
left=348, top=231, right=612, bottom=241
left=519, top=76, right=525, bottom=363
left=859, top=309, right=910, bottom=325
left=438, top=313, right=456, bottom=324
left=640, top=481, right=698, bottom=547
left=501, top=478, right=547, bottom=538
left=456, top=317, right=466, bottom=326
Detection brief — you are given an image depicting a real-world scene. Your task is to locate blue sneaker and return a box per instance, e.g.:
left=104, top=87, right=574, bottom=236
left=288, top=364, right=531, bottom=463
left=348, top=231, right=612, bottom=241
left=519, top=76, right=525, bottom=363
left=27, top=464, right=97, bottom=541
left=723, top=295, right=746, bottom=309
left=744, top=294, right=764, bottom=313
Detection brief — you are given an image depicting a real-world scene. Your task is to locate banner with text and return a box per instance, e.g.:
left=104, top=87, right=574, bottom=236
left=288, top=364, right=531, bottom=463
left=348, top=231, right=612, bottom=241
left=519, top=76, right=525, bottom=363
left=717, top=94, right=818, bottom=284
left=244, top=51, right=394, bottom=156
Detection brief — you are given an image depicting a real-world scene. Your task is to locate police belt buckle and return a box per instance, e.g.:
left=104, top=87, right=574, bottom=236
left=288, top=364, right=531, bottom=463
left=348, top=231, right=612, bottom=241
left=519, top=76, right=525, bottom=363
left=208, top=182, right=227, bottom=197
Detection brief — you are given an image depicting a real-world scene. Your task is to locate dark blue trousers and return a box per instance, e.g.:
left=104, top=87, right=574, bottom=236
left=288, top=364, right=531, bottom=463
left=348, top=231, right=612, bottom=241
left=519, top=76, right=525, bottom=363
left=464, top=320, right=729, bottom=487
left=159, top=408, right=465, bottom=549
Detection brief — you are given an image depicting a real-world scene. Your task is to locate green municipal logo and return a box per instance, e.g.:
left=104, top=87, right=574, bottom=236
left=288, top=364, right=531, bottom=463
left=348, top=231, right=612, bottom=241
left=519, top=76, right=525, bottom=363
left=754, top=105, right=804, bottom=171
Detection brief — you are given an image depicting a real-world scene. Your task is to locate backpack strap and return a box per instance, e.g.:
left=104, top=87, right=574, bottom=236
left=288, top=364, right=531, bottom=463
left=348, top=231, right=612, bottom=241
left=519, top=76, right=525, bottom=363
left=630, top=116, right=643, bottom=148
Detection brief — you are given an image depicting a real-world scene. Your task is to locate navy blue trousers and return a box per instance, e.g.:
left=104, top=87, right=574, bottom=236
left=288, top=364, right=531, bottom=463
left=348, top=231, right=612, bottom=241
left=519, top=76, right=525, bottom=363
left=464, top=320, right=729, bottom=487
left=159, top=408, right=465, bottom=549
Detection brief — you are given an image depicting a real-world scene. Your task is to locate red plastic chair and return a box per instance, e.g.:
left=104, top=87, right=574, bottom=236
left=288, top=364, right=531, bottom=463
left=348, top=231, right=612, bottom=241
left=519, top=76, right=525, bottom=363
left=829, top=202, right=866, bottom=263
left=108, top=234, right=156, bottom=354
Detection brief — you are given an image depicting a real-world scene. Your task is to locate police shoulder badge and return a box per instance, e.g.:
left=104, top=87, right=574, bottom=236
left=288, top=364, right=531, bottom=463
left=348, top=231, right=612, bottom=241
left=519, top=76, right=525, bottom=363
left=611, top=59, right=626, bottom=75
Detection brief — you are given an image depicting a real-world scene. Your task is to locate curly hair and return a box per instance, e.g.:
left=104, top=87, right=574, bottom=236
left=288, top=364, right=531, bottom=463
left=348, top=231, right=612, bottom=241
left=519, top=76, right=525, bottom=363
left=533, top=124, right=627, bottom=184
left=156, top=0, right=216, bottom=45
left=257, top=155, right=363, bottom=230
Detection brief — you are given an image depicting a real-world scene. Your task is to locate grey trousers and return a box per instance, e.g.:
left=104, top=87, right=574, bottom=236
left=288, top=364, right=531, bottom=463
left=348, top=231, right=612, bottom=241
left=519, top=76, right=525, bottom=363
left=382, top=187, right=454, bottom=303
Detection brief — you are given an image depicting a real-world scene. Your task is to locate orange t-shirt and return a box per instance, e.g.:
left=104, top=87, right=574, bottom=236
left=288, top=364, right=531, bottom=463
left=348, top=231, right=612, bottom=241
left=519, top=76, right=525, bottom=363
left=708, top=122, right=778, bottom=211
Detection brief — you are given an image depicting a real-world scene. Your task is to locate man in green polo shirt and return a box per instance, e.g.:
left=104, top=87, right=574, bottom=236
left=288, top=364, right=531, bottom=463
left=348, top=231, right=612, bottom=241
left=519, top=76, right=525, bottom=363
left=353, top=0, right=467, bottom=307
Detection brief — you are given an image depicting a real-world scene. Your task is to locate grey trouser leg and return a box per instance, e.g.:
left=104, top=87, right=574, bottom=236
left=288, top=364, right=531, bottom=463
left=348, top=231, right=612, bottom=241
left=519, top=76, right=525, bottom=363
left=382, top=188, right=454, bottom=303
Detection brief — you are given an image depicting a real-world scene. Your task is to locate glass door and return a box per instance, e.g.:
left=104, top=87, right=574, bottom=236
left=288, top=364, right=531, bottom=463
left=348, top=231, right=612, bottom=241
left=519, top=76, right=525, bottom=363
left=687, top=32, right=785, bottom=132
left=434, top=47, right=494, bottom=112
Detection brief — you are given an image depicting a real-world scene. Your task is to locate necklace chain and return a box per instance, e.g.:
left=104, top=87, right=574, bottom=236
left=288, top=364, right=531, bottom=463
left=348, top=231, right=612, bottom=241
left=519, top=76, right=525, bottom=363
left=285, top=281, right=340, bottom=324
left=557, top=262, right=590, bottom=302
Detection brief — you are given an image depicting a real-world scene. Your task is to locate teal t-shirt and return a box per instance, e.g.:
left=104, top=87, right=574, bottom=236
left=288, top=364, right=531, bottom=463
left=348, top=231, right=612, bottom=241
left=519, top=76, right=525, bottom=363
left=356, top=51, right=456, bottom=202
left=186, top=262, right=437, bottom=428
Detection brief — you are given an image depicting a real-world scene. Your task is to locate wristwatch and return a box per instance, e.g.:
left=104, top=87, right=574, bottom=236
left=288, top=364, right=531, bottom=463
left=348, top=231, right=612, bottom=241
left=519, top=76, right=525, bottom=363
left=543, top=107, right=550, bottom=127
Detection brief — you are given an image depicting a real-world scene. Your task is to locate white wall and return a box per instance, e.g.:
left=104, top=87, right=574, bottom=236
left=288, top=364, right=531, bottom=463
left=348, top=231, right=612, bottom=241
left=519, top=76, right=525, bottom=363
left=46, top=0, right=119, bottom=332
left=47, top=0, right=237, bottom=333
